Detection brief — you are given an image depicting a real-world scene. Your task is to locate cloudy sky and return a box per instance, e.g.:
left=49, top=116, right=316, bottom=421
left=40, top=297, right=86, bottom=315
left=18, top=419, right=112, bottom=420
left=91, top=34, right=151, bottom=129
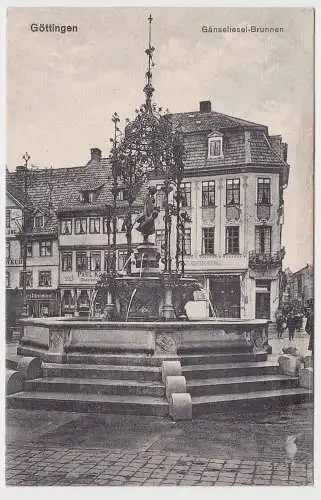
left=6, top=7, right=314, bottom=271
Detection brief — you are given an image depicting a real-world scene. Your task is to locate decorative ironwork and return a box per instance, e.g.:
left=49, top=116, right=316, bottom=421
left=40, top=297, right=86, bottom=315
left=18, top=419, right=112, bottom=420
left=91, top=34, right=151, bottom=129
left=108, top=15, right=186, bottom=276
left=248, top=248, right=285, bottom=271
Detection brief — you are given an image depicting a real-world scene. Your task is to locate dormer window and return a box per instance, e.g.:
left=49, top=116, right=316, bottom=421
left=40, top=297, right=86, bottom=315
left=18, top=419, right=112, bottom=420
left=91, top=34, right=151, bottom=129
left=208, top=132, right=223, bottom=159
left=34, top=214, right=44, bottom=229
left=80, top=191, right=94, bottom=203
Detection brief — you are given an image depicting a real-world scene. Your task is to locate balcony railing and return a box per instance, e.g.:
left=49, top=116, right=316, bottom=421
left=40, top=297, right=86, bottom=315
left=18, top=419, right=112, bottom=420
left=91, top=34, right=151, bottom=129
left=249, top=248, right=285, bottom=270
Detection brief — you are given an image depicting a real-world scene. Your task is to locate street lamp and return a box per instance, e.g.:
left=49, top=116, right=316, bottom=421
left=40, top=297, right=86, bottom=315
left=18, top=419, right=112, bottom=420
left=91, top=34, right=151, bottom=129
left=20, top=152, right=31, bottom=318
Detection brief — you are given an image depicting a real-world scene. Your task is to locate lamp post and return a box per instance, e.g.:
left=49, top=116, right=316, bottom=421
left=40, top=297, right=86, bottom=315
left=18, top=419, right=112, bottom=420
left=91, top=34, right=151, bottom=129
left=21, top=152, right=31, bottom=318
left=111, top=112, right=120, bottom=275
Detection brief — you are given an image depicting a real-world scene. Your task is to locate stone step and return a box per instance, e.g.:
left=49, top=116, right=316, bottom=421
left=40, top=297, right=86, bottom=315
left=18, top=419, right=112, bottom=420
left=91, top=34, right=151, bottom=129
left=182, top=361, right=279, bottom=380
left=191, top=387, right=312, bottom=415
left=66, top=353, right=178, bottom=367
left=6, top=391, right=168, bottom=416
left=25, top=377, right=165, bottom=397
left=180, top=351, right=267, bottom=366
left=178, top=341, right=253, bottom=354
left=187, top=374, right=298, bottom=397
left=66, top=351, right=268, bottom=367
left=42, top=363, right=162, bottom=382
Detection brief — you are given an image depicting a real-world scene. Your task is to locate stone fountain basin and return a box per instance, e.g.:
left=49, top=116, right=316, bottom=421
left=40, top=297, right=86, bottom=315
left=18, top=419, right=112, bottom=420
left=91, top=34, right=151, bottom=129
left=18, top=317, right=269, bottom=363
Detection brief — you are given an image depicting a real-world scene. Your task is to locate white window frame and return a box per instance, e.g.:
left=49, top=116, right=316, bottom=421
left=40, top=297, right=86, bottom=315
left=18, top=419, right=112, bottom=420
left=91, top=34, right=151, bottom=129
left=208, top=136, right=223, bottom=159
left=34, top=214, right=44, bottom=229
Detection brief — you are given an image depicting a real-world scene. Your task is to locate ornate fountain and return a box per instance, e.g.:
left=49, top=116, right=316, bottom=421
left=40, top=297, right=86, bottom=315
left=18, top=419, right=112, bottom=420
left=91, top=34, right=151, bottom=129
left=17, top=15, right=270, bottom=363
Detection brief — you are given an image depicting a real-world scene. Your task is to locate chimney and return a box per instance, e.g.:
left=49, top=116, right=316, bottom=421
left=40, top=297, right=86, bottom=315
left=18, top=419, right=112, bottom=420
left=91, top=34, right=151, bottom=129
left=199, top=101, right=211, bottom=113
left=90, top=147, right=102, bottom=162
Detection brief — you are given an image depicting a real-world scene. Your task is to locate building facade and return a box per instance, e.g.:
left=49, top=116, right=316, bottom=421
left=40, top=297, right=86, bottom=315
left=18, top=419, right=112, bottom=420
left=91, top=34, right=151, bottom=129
left=6, top=101, right=289, bottom=323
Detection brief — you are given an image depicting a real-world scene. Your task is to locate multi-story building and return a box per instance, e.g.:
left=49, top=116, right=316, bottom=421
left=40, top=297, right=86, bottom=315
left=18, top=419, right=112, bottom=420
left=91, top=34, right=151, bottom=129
left=6, top=101, right=289, bottom=324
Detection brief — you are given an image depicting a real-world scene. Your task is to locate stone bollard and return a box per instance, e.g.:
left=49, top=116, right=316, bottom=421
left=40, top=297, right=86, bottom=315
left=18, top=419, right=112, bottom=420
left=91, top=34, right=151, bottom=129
left=162, top=360, right=182, bottom=384
left=17, top=357, right=42, bottom=380
left=299, top=367, right=313, bottom=391
left=6, top=370, right=25, bottom=395
left=278, top=354, right=301, bottom=376
left=169, top=393, right=192, bottom=421
left=165, top=375, right=186, bottom=401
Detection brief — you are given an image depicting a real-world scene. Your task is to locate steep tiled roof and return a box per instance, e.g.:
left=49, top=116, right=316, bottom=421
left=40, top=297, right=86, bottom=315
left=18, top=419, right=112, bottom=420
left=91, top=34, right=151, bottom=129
left=6, top=109, right=288, bottom=233
left=168, top=110, right=267, bottom=134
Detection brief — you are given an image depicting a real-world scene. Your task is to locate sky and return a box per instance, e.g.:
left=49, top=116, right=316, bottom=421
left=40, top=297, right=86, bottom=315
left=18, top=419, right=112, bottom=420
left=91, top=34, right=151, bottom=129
left=6, top=7, right=314, bottom=271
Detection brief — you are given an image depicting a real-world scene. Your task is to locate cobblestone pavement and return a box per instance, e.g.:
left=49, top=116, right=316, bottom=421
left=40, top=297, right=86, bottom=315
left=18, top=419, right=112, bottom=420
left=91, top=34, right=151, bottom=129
left=6, top=445, right=313, bottom=486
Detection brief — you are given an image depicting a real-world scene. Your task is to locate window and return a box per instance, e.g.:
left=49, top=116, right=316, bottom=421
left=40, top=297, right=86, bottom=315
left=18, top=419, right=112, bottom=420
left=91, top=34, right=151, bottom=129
left=76, top=251, right=89, bottom=271
left=225, top=226, right=240, bottom=254
left=118, top=250, right=128, bottom=271
left=6, top=272, right=10, bottom=288
left=75, top=218, right=87, bottom=234
left=89, top=217, right=100, bottom=234
left=116, top=189, right=129, bottom=202
left=6, top=241, right=10, bottom=258
left=255, top=226, right=272, bottom=254
left=226, top=179, right=240, bottom=205
left=117, top=217, right=126, bottom=232
left=34, top=215, right=44, bottom=229
left=202, top=181, right=215, bottom=207
left=61, top=219, right=72, bottom=235
left=257, top=178, right=271, bottom=205
left=181, top=182, right=191, bottom=208
left=208, top=137, right=223, bottom=158
left=155, top=229, right=166, bottom=253
left=39, top=240, right=52, bottom=257
left=26, top=242, right=33, bottom=257
left=19, top=270, right=33, bottom=288
left=103, top=216, right=112, bottom=234
left=39, top=271, right=52, bottom=287
left=180, top=228, right=191, bottom=255
left=202, top=227, right=215, bottom=254
left=156, top=185, right=166, bottom=209
left=90, top=252, right=101, bottom=271
left=80, top=191, right=94, bottom=203
left=61, top=252, right=72, bottom=271
left=6, top=209, right=10, bottom=228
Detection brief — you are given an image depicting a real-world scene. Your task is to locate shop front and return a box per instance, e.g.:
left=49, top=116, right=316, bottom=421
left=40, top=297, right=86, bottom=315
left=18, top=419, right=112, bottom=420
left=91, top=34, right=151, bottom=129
left=27, top=290, right=59, bottom=317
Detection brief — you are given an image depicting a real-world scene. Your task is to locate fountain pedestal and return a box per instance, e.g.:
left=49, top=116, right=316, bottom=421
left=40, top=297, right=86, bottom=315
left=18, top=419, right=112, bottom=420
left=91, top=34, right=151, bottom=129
left=132, top=243, right=161, bottom=276
left=160, top=273, right=176, bottom=321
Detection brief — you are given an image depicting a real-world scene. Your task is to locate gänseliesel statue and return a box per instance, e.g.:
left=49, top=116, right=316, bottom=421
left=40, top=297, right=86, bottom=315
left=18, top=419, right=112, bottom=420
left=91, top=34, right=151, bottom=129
left=136, top=186, right=160, bottom=243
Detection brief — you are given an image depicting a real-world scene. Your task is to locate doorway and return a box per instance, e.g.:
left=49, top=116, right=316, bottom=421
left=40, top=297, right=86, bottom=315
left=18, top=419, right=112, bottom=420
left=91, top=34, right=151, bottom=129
left=255, top=280, right=271, bottom=319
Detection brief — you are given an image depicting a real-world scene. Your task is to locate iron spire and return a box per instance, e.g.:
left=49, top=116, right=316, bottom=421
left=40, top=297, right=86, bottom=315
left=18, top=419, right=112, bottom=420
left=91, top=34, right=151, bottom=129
left=143, top=14, right=155, bottom=110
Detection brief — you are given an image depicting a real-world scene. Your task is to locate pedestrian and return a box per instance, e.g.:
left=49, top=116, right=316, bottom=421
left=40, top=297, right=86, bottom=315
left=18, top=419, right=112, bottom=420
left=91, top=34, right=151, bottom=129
left=305, top=307, right=314, bottom=354
left=287, top=312, right=296, bottom=341
left=276, top=312, right=285, bottom=339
